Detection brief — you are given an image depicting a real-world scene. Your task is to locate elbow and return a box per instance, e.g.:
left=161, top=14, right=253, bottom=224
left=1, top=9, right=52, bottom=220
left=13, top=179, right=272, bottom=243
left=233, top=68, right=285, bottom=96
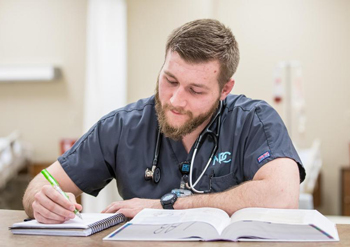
left=22, top=191, right=34, bottom=218
left=272, top=187, right=300, bottom=209
left=279, top=199, right=299, bottom=209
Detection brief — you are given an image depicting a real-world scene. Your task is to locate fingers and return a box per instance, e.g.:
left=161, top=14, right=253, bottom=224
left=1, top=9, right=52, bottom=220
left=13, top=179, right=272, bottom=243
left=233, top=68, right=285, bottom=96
left=34, top=211, right=67, bottom=224
left=101, top=198, right=161, bottom=219
left=102, top=202, right=141, bottom=218
left=75, top=203, right=83, bottom=211
left=32, top=185, right=77, bottom=224
left=33, top=193, right=68, bottom=222
left=102, top=199, right=139, bottom=213
left=45, top=187, right=74, bottom=210
left=102, top=202, right=120, bottom=213
left=117, top=208, right=142, bottom=218
left=66, top=192, right=83, bottom=212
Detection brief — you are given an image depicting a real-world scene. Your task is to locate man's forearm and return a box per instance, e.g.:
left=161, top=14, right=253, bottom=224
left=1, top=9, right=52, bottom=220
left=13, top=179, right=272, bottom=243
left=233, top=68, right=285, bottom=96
left=174, top=159, right=300, bottom=215
left=175, top=179, right=299, bottom=216
left=22, top=174, right=48, bottom=218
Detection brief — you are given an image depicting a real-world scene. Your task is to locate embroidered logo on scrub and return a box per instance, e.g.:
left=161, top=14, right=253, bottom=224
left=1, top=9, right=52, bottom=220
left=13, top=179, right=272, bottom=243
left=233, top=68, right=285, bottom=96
left=212, top=152, right=232, bottom=166
left=257, top=151, right=270, bottom=163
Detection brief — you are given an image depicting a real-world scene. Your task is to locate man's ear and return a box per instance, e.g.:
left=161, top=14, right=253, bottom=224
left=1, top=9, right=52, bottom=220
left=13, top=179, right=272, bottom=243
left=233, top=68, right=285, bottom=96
left=220, top=78, right=235, bottom=101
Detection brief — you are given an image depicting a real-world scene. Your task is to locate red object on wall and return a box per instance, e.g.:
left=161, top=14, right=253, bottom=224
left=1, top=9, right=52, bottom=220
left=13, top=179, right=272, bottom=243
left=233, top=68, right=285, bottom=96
left=60, top=139, right=77, bottom=155
left=273, top=77, right=283, bottom=104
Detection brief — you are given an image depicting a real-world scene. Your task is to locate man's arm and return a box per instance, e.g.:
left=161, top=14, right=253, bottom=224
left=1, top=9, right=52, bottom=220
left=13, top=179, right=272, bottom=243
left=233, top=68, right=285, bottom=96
left=176, top=158, right=300, bottom=215
left=102, top=158, right=300, bottom=217
left=23, top=160, right=83, bottom=223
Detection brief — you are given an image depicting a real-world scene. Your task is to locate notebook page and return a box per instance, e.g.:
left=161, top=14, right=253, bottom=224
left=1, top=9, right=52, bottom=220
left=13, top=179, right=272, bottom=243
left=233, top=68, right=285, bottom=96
left=11, top=213, right=117, bottom=229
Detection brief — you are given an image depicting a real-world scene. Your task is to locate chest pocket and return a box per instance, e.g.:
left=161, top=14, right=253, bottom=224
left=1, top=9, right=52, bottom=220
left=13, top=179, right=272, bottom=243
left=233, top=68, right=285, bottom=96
left=197, top=172, right=238, bottom=193
left=210, top=172, right=238, bottom=192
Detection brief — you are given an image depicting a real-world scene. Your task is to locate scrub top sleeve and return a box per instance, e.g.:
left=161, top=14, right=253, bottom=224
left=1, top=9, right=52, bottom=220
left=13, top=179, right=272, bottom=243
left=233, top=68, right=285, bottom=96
left=243, top=102, right=305, bottom=183
left=58, top=115, right=119, bottom=196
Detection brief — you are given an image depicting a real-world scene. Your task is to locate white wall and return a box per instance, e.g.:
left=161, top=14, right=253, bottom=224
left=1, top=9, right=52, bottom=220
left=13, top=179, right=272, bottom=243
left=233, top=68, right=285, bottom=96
left=127, top=0, right=218, bottom=103
left=0, top=0, right=87, bottom=162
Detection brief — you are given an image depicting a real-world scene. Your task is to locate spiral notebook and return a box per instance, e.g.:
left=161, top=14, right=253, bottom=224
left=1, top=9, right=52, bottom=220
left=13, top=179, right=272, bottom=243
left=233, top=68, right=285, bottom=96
left=10, top=213, right=126, bottom=237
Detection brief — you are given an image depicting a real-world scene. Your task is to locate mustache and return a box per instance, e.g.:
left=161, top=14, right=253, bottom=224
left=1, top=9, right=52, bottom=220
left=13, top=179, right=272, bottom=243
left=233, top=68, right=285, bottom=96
left=163, top=103, right=192, bottom=117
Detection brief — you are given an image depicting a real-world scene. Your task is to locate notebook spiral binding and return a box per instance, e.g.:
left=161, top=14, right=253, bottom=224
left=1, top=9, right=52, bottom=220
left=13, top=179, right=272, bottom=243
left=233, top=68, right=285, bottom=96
left=88, top=213, right=126, bottom=235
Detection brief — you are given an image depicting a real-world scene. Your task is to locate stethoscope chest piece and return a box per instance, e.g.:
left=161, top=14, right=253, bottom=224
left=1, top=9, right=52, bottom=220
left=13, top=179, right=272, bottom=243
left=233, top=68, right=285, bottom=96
left=152, top=167, right=161, bottom=183
left=144, top=128, right=162, bottom=183
left=145, top=166, right=161, bottom=184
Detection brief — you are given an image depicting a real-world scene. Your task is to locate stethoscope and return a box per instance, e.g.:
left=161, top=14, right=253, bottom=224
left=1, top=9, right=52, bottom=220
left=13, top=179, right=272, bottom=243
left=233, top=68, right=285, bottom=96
left=145, top=100, right=223, bottom=194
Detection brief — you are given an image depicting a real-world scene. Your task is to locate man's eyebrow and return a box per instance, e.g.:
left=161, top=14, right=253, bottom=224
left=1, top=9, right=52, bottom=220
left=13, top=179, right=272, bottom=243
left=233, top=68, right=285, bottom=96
left=164, top=70, right=210, bottom=90
left=164, top=71, right=177, bottom=80
left=190, top=83, right=210, bottom=90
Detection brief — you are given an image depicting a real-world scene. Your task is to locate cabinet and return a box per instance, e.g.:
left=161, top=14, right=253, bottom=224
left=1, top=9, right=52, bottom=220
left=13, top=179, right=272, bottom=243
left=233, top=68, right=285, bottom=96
left=29, top=163, right=51, bottom=178
left=341, top=167, right=350, bottom=215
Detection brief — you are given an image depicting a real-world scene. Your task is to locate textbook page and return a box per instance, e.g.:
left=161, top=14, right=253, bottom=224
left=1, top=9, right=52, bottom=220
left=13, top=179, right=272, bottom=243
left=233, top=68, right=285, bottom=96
left=221, top=208, right=339, bottom=241
left=104, top=208, right=339, bottom=242
left=230, top=208, right=315, bottom=224
left=104, top=208, right=231, bottom=241
left=132, top=208, right=230, bottom=233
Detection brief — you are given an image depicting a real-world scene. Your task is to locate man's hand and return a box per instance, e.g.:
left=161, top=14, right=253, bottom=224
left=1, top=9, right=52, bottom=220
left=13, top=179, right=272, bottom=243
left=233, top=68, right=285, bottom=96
left=102, top=198, right=162, bottom=218
left=23, top=161, right=83, bottom=223
left=32, top=185, right=83, bottom=224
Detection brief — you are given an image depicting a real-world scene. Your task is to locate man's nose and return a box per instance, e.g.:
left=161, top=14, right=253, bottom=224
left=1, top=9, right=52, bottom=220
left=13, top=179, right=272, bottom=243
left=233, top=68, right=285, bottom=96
left=170, top=87, right=187, bottom=108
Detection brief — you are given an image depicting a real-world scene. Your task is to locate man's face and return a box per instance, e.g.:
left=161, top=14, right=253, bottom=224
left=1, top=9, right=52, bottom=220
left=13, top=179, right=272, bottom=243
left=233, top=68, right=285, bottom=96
left=155, top=51, right=224, bottom=140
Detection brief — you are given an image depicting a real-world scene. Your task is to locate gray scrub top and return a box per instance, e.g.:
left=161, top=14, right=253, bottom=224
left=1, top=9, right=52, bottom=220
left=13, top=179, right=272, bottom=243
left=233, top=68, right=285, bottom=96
left=58, top=94, right=305, bottom=199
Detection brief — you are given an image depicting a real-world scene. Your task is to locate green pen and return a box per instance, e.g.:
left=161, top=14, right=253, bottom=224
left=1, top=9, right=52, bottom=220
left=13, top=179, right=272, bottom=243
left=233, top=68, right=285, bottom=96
left=41, top=169, right=83, bottom=220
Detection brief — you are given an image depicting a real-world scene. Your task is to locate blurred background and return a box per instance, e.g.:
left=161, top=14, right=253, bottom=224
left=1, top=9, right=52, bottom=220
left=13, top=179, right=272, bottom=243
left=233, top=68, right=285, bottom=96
left=0, top=0, right=349, bottom=216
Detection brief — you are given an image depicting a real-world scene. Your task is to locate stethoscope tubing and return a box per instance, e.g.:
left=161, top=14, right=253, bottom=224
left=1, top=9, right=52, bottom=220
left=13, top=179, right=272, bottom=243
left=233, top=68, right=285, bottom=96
left=186, top=101, right=221, bottom=193
left=147, top=100, right=223, bottom=193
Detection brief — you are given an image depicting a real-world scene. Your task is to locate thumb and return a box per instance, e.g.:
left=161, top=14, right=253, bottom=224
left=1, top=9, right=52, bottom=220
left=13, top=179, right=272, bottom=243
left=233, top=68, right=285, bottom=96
left=75, top=203, right=83, bottom=211
left=65, top=192, right=82, bottom=212
left=66, top=192, right=77, bottom=203
left=66, top=193, right=83, bottom=211
left=117, top=208, right=141, bottom=219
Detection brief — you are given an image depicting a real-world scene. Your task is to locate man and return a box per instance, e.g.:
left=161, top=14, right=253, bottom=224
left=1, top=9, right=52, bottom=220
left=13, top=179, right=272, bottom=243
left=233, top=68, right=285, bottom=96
left=23, top=19, right=305, bottom=224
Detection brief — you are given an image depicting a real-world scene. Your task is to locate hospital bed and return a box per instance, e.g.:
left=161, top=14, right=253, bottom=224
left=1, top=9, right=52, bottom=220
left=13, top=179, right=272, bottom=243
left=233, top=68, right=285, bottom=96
left=298, top=139, right=322, bottom=209
left=0, top=131, right=32, bottom=190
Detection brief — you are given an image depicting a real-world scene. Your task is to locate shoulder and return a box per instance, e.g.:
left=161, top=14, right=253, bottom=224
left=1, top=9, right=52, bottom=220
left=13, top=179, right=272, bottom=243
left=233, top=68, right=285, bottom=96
left=67, top=96, right=156, bottom=156
left=98, top=96, right=156, bottom=126
left=224, top=94, right=277, bottom=118
left=79, top=96, right=156, bottom=141
left=223, top=94, right=285, bottom=140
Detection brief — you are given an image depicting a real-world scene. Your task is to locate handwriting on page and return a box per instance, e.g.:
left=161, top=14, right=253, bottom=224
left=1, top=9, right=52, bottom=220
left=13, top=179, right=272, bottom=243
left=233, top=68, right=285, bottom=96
left=154, top=224, right=181, bottom=234
left=153, top=222, right=196, bottom=235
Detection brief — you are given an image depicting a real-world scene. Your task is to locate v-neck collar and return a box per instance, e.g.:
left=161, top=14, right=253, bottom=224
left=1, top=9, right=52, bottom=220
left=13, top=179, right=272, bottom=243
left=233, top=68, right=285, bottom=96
left=161, top=98, right=227, bottom=165
left=166, top=137, right=189, bottom=164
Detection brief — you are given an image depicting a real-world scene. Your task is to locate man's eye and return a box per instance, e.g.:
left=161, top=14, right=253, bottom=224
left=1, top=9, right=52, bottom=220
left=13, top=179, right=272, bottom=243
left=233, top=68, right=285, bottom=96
left=166, top=77, right=178, bottom=85
left=190, top=88, right=203, bottom=95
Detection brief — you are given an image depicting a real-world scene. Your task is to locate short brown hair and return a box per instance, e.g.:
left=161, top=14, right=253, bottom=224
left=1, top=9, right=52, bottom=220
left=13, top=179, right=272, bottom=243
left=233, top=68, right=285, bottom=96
left=166, top=19, right=240, bottom=89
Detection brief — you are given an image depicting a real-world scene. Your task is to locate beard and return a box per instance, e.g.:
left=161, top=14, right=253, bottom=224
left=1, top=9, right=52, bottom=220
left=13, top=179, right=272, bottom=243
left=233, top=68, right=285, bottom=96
left=155, top=83, right=220, bottom=141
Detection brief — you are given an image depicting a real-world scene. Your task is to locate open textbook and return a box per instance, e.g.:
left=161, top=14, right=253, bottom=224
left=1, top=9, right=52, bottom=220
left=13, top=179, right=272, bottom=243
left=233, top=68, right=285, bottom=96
left=104, top=207, right=339, bottom=242
left=10, top=213, right=126, bottom=237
